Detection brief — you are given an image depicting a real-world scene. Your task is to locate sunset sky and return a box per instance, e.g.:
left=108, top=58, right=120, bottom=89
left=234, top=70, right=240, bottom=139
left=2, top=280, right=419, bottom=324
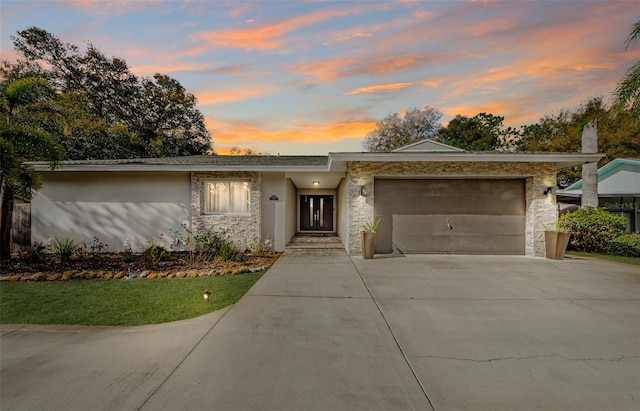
left=1, top=1, right=639, bottom=155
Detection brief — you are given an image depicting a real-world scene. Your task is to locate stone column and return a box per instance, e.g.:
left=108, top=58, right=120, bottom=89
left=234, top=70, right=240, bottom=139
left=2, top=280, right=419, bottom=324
left=581, top=120, right=599, bottom=208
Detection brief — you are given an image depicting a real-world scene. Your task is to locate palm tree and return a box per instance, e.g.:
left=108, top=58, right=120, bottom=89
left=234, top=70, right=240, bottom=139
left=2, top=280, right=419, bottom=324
left=1, top=77, right=64, bottom=260
left=612, top=19, right=640, bottom=121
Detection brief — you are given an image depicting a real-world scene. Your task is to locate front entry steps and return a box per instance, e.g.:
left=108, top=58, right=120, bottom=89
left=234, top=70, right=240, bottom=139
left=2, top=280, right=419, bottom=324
left=286, top=233, right=344, bottom=250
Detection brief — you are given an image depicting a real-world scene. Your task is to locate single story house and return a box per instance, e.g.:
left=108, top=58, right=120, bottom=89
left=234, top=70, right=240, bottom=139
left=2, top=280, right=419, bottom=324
left=557, top=158, right=640, bottom=233
left=29, top=140, right=602, bottom=257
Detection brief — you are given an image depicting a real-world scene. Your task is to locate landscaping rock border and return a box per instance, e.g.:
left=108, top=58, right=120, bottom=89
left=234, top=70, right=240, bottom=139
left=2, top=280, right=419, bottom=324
left=0, top=264, right=272, bottom=282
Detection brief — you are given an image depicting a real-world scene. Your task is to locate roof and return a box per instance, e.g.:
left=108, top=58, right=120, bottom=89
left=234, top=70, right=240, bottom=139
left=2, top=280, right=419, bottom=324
left=558, top=158, right=640, bottom=197
left=392, top=139, right=464, bottom=152
left=33, top=155, right=330, bottom=172
left=31, top=152, right=604, bottom=173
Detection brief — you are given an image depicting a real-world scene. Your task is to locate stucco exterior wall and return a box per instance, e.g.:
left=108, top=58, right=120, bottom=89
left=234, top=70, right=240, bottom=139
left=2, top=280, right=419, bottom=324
left=191, top=171, right=261, bottom=251
left=261, top=172, right=286, bottom=251
left=285, top=178, right=297, bottom=247
left=346, top=161, right=558, bottom=257
left=337, top=178, right=349, bottom=248
left=32, top=171, right=191, bottom=252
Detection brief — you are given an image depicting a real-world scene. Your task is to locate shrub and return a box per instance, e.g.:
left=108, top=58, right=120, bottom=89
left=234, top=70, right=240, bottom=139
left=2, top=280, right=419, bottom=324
left=558, top=207, right=627, bottom=253
left=143, top=244, right=169, bottom=265
left=52, top=238, right=81, bottom=263
left=252, top=237, right=273, bottom=254
left=121, top=238, right=136, bottom=263
left=171, top=225, right=237, bottom=264
left=218, top=238, right=236, bottom=262
left=89, top=236, right=108, bottom=255
left=18, top=240, right=50, bottom=263
left=605, top=234, right=640, bottom=258
left=88, top=236, right=108, bottom=265
left=142, top=234, right=171, bottom=266
left=193, top=230, right=224, bottom=261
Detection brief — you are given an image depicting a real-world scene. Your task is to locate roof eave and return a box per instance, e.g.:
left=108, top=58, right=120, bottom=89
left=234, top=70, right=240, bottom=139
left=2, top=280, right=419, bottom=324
left=31, top=164, right=331, bottom=173
left=327, top=152, right=604, bottom=170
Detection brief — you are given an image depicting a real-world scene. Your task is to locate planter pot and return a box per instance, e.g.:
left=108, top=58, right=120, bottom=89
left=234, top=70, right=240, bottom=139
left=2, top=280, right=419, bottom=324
left=545, top=231, right=571, bottom=260
left=362, top=231, right=377, bottom=260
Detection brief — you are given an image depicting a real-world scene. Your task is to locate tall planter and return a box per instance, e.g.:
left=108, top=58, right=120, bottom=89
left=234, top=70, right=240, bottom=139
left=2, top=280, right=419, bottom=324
left=545, top=230, right=571, bottom=260
left=362, top=231, right=377, bottom=260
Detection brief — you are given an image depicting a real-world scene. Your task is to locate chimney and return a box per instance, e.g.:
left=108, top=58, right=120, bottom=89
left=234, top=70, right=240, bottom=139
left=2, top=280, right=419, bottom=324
left=581, top=120, right=598, bottom=208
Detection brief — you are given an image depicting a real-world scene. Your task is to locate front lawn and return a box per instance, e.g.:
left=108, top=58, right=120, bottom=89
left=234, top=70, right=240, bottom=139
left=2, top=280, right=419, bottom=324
left=0, top=272, right=263, bottom=326
left=567, top=251, right=640, bottom=265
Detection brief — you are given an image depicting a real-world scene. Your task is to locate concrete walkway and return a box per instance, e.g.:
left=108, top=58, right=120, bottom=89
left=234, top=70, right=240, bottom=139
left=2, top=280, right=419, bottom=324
left=1, top=251, right=639, bottom=410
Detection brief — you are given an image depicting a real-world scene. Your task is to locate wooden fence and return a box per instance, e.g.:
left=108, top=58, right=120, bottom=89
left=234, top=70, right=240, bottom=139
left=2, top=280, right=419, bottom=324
left=0, top=202, right=31, bottom=252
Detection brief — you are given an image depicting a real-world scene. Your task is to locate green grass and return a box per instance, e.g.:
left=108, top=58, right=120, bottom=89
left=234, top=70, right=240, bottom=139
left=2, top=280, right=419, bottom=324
left=0, top=272, right=263, bottom=326
left=567, top=252, right=640, bottom=265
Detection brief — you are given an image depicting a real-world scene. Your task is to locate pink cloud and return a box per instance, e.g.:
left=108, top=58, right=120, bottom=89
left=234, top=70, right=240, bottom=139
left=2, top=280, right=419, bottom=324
left=196, top=85, right=276, bottom=105
left=190, top=6, right=355, bottom=52
left=65, top=0, right=161, bottom=15
left=293, top=51, right=455, bottom=80
left=344, top=82, right=413, bottom=95
left=206, top=116, right=375, bottom=150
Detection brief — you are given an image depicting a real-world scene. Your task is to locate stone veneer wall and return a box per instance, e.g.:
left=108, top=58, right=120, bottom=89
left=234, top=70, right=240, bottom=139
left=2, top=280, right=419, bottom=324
left=346, top=161, right=558, bottom=257
left=191, top=171, right=261, bottom=251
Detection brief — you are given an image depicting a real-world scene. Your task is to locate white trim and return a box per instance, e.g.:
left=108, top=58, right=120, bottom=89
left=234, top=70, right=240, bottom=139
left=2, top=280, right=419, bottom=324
left=392, top=139, right=464, bottom=152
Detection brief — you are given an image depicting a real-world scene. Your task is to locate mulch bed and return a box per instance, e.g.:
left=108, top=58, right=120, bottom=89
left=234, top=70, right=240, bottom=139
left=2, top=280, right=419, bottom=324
left=0, top=252, right=281, bottom=282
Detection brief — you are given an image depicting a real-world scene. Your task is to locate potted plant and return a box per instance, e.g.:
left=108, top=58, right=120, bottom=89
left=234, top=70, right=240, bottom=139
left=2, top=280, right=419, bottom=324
left=362, top=218, right=381, bottom=259
left=544, top=222, right=571, bottom=260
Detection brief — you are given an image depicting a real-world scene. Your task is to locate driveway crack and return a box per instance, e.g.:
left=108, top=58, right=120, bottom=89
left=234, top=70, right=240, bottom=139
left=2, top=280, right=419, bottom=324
left=135, top=306, right=232, bottom=411
left=351, top=257, right=437, bottom=411
left=413, top=353, right=638, bottom=363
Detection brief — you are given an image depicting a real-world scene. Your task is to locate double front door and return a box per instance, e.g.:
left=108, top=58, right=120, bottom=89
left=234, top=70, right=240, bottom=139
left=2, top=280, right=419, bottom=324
left=300, top=195, right=334, bottom=231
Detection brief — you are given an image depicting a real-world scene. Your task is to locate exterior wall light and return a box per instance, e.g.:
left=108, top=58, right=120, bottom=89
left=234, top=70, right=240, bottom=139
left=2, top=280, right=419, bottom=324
left=312, top=181, right=320, bottom=186
left=543, top=186, right=553, bottom=197
left=359, top=186, right=366, bottom=196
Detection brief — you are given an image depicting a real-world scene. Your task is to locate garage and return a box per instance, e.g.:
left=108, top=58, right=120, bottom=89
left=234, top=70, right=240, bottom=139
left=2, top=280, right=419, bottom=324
left=374, top=179, right=526, bottom=254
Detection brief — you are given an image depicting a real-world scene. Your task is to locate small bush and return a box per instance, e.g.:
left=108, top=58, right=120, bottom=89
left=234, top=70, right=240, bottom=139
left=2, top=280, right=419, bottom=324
left=89, top=236, right=108, bottom=255
left=121, top=238, right=136, bottom=262
left=558, top=207, right=626, bottom=253
left=143, top=244, right=169, bottom=265
left=142, top=233, right=171, bottom=266
left=88, top=236, right=108, bottom=265
left=252, top=237, right=273, bottom=254
left=52, top=238, right=80, bottom=263
left=605, top=234, right=640, bottom=258
left=218, top=238, right=236, bottom=261
left=18, top=240, right=50, bottom=263
left=193, top=230, right=224, bottom=261
left=171, top=225, right=237, bottom=264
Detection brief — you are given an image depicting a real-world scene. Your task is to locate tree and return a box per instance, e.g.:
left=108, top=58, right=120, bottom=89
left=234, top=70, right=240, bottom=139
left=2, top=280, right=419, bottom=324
left=229, top=146, right=264, bottom=155
left=38, top=91, right=144, bottom=160
left=363, top=106, right=442, bottom=152
left=133, top=74, right=211, bottom=157
left=516, top=97, right=640, bottom=186
left=1, top=27, right=212, bottom=159
left=0, top=77, right=64, bottom=260
left=436, top=112, right=515, bottom=151
left=612, top=19, right=640, bottom=122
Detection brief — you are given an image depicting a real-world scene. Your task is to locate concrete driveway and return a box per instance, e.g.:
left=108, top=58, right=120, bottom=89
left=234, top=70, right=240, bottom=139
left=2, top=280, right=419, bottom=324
left=354, top=254, right=640, bottom=411
left=1, top=251, right=638, bottom=410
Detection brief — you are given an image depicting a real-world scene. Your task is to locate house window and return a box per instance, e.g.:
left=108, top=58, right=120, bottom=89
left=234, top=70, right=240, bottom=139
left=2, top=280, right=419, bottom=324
left=205, top=180, right=250, bottom=214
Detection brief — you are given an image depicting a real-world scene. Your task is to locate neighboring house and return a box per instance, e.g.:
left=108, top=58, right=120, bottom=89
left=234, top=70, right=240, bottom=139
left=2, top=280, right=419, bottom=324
left=557, top=158, right=640, bottom=233
left=29, top=139, right=602, bottom=257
